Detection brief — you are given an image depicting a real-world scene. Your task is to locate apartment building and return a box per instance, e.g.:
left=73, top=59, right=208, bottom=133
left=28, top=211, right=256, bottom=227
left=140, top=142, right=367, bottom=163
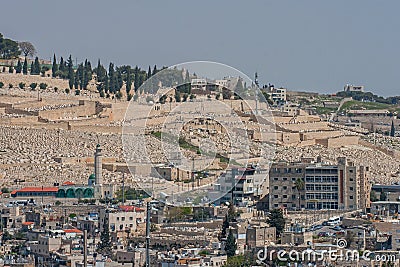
left=210, top=165, right=269, bottom=206
left=269, top=157, right=370, bottom=211
left=99, top=205, right=145, bottom=241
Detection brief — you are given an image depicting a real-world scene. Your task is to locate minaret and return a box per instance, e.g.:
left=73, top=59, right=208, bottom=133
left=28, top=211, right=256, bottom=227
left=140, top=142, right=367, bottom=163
left=254, top=72, right=259, bottom=115
left=94, top=144, right=103, bottom=185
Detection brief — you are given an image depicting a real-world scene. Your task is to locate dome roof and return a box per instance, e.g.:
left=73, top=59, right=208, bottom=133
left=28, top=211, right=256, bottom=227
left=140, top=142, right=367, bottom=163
left=89, top=174, right=96, bottom=180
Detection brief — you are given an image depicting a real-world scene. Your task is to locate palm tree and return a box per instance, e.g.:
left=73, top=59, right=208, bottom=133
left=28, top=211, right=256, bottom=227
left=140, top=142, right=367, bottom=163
left=294, top=178, right=305, bottom=210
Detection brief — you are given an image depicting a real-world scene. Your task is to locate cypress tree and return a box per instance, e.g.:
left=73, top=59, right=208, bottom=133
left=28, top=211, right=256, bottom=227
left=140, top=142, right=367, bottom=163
left=126, top=69, right=132, bottom=94
left=52, top=54, right=58, bottom=77
left=391, top=120, right=396, bottom=137
left=68, top=72, right=74, bottom=89
left=108, top=63, right=115, bottom=93
left=15, top=59, right=22, bottom=73
left=22, top=57, right=28, bottom=75
left=98, top=217, right=112, bottom=256
left=225, top=229, right=237, bottom=257
left=67, top=55, right=74, bottom=80
left=117, top=70, right=123, bottom=90
left=147, top=65, right=152, bottom=79
left=134, top=66, right=140, bottom=92
left=30, top=62, right=34, bottom=74
left=59, top=57, right=65, bottom=72
left=152, top=65, right=157, bottom=76
left=8, top=65, right=14, bottom=73
left=32, top=57, right=40, bottom=75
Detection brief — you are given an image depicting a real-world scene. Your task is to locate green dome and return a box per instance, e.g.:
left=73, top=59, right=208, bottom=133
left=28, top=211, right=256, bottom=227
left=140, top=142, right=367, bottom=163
left=89, top=174, right=96, bottom=180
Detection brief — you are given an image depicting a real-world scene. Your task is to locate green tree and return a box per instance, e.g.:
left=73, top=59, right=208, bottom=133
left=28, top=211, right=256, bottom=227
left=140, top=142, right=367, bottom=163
left=31, top=57, right=40, bottom=75
left=147, top=65, right=152, bottom=79
left=97, top=219, right=111, bottom=252
left=126, top=68, right=132, bottom=94
left=267, top=209, right=286, bottom=236
left=15, top=59, right=22, bottom=73
left=59, top=56, right=65, bottom=73
left=133, top=66, right=140, bottom=92
left=39, top=83, right=47, bottom=90
left=52, top=54, right=58, bottom=77
left=390, top=120, right=396, bottom=137
left=152, top=65, right=157, bottom=76
left=1, top=187, right=10, bottom=193
left=29, top=83, right=37, bottom=90
left=0, top=34, right=21, bottom=59
left=219, top=214, right=230, bottom=241
left=225, top=229, right=237, bottom=257
left=109, top=62, right=115, bottom=93
left=0, top=82, right=4, bottom=88
left=67, top=55, right=74, bottom=80
left=8, top=65, right=14, bottom=73
left=29, top=61, right=34, bottom=74
left=18, top=82, right=25, bottom=89
left=294, top=178, right=305, bottom=210
left=380, top=191, right=387, bottom=201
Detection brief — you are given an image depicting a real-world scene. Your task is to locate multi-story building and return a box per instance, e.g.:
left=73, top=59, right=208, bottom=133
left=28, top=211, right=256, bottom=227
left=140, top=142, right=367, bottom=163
left=99, top=205, right=145, bottom=242
left=266, top=86, right=287, bottom=105
left=209, top=165, right=269, bottom=206
left=269, top=157, right=370, bottom=211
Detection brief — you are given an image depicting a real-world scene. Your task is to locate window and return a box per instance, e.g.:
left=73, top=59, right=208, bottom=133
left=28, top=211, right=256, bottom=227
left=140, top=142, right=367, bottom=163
left=274, top=177, right=278, bottom=181
left=129, top=217, right=133, bottom=221
left=122, top=217, right=125, bottom=221
left=274, top=195, right=278, bottom=198
left=283, top=195, right=288, bottom=198
left=350, top=196, right=353, bottom=199
left=283, top=186, right=287, bottom=190
left=349, top=187, right=353, bottom=191
left=283, top=177, right=288, bottom=181
left=274, top=186, right=278, bottom=190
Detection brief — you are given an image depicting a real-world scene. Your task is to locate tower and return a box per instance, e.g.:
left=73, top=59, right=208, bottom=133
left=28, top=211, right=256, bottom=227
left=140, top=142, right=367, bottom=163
left=94, top=144, right=103, bottom=185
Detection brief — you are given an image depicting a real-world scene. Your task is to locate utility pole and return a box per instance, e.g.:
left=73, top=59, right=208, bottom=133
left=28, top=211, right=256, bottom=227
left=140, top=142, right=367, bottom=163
left=145, top=201, right=151, bottom=267
left=122, top=173, right=125, bottom=204
left=83, top=230, right=87, bottom=267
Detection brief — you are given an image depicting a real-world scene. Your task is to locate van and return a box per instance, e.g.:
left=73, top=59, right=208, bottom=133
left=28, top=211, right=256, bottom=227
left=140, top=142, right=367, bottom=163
left=327, top=216, right=341, bottom=226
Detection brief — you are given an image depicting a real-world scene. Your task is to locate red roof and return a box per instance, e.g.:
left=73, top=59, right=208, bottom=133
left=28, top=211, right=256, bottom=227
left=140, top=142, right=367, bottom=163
left=119, top=205, right=144, bottom=212
left=22, top=222, right=35, bottom=226
left=13, top=187, right=59, bottom=193
left=63, top=229, right=83, bottom=234
left=62, top=181, right=75, bottom=186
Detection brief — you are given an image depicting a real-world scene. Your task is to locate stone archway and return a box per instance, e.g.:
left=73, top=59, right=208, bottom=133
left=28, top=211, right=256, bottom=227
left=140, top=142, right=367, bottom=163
left=57, top=189, right=66, bottom=198
left=66, top=188, right=75, bottom=198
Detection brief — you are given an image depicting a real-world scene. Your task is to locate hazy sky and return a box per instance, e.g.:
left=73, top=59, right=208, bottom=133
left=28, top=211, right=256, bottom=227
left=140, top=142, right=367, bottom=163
left=2, top=1, right=399, bottom=96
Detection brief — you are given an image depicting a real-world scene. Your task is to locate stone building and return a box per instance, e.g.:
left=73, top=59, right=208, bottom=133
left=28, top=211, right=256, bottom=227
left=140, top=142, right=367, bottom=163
left=269, top=156, right=370, bottom=211
left=99, top=205, right=145, bottom=242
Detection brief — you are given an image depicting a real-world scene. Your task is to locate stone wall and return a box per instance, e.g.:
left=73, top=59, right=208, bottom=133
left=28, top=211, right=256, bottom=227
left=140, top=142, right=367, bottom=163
left=38, top=101, right=96, bottom=121
left=316, top=135, right=359, bottom=148
left=300, top=130, right=343, bottom=141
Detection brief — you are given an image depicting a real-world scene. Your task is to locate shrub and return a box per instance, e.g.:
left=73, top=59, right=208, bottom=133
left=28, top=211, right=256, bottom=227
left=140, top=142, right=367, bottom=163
left=75, top=89, right=80, bottom=95
left=8, top=83, right=13, bottom=88
left=18, top=82, right=25, bottom=89
left=29, top=83, right=37, bottom=90
left=0, top=82, right=4, bottom=88
left=39, top=83, right=47, bottom=89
